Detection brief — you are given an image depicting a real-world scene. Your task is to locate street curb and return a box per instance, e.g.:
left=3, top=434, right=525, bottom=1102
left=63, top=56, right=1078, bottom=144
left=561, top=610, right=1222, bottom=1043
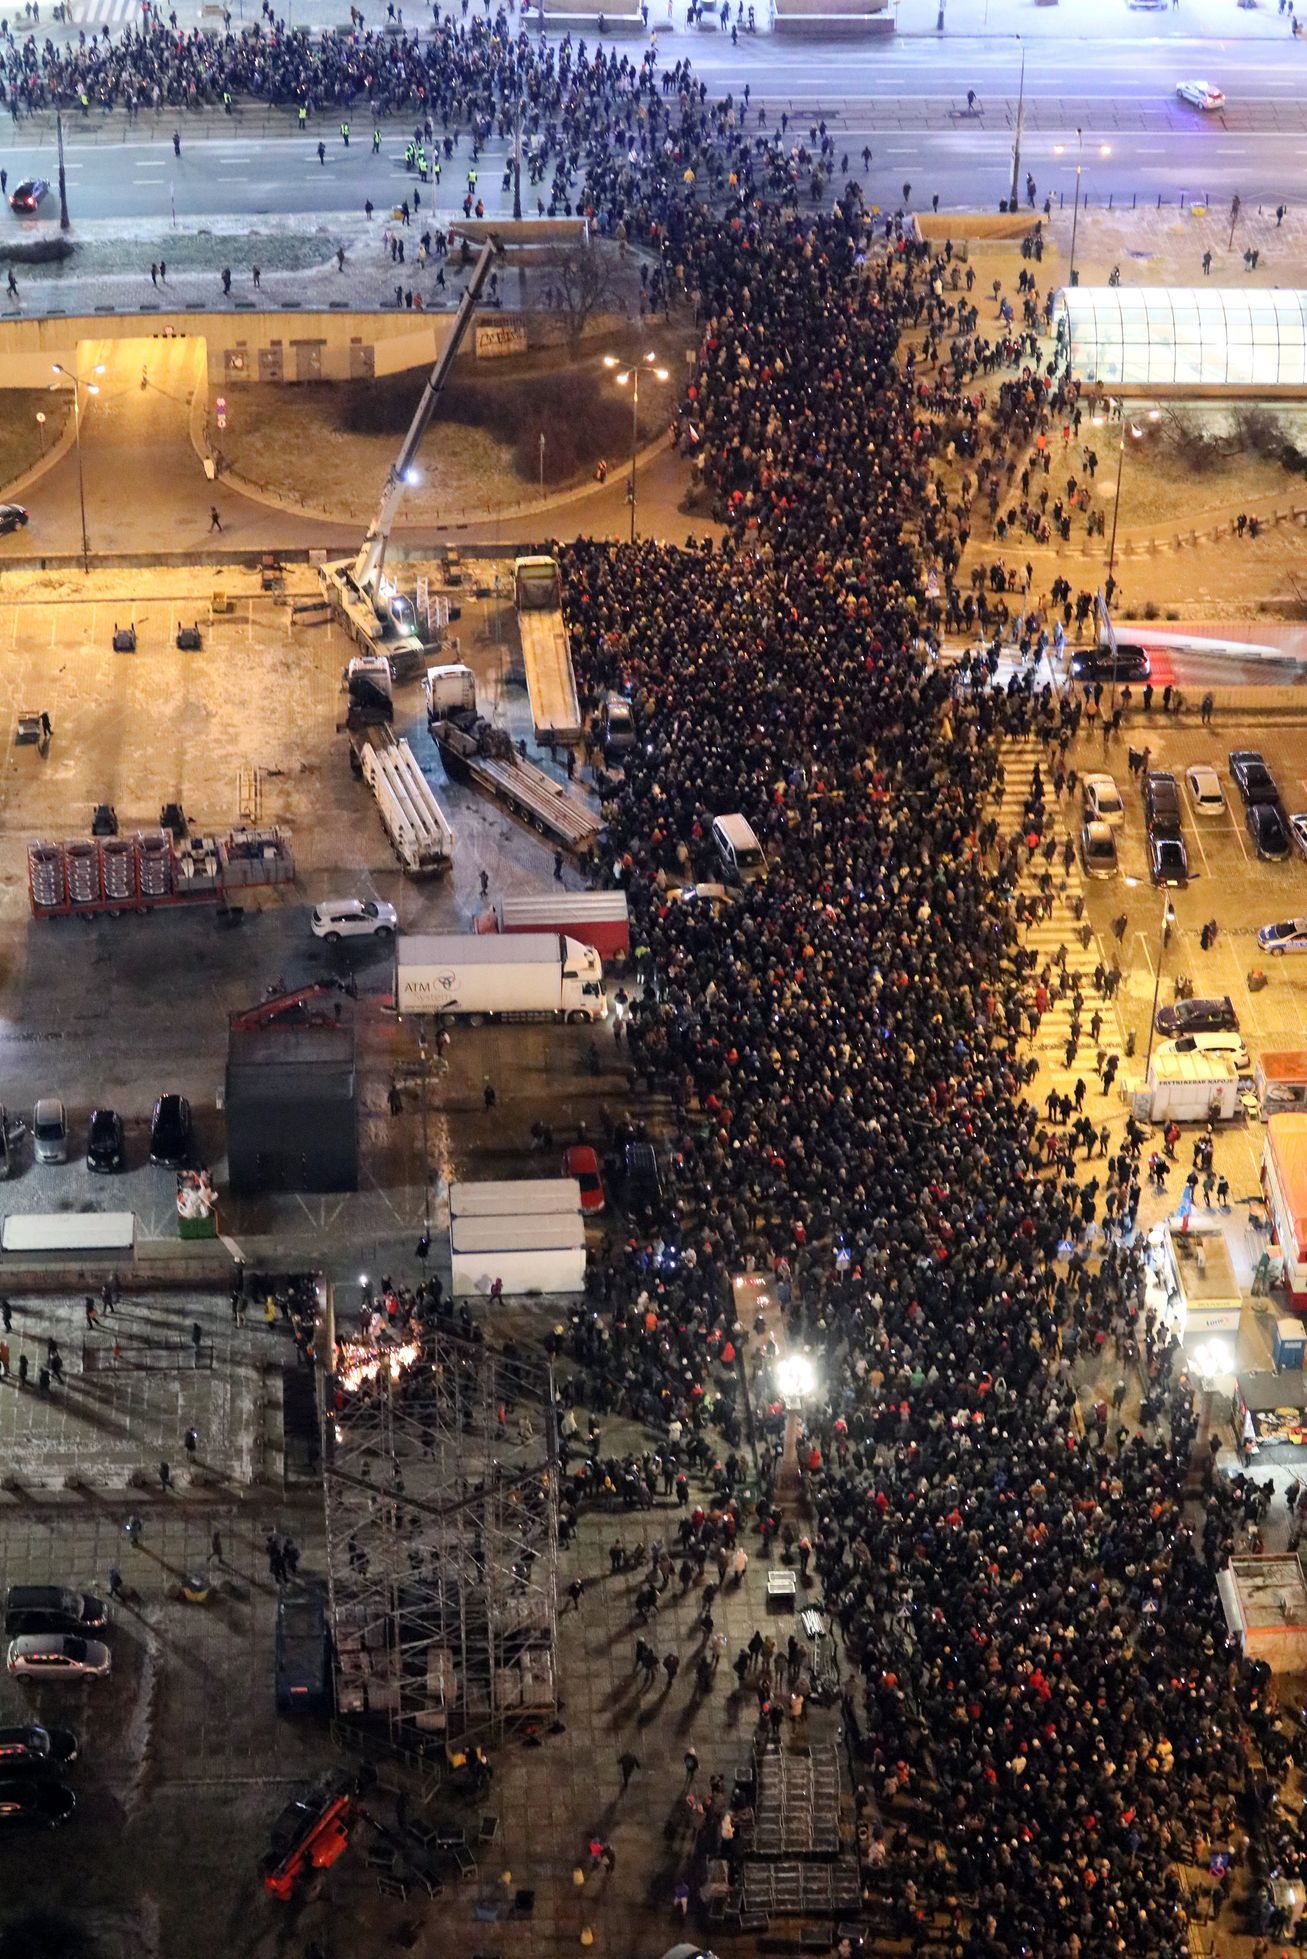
left=0, top=408, right=79, bottom=508
left=209, top=428, right=677, bottom=536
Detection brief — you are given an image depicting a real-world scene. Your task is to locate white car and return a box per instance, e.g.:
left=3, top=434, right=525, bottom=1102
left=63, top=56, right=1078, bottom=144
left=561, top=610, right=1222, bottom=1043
left=1289, top=813, right=1307, bottom=860
left=7, top=1635, right=111, bottom=1681
left=1082, top=771, right=1124, bottom=827
left=310, top=899, right=398, bottom=943
left=1155, top=1031, right=1251, bottom=1073
left=1177, top=80, right=1225, bottom=110
left=1258, top=918, right=1307, bottom=957
left=1185, top=764, right=1225, bottom=816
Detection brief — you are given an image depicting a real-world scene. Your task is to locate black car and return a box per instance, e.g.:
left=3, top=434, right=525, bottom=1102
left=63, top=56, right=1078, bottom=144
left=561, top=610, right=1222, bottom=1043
left=275, top=1581, right=331, bottom=1713
left=1148, top=834, right=1189, bottom=887
left=1247, top=800, right=1291, bottom=861
left=4, top=1586, right=108, bottom=1638
left=1155, top=995, right=1238, bottom=1038
left=7, top=179, right=48, bottom=214
left=623, top=1140, right=664, bottom=1217
left=0, top=1779, right=76, bottom=1828
left=1069, top=643, right=1151, bottom=683
left=1143, top=770, right=1182, bottom=830
left=1229, top=749, right=1280, bottom=806
left=0, top=504, right=28, bottom=536
left=0, top=1724, right=79, bottom=1772
left=148, top=1093, right=192, bottom=1167
left=86, top=1108, right=124, bottom=1174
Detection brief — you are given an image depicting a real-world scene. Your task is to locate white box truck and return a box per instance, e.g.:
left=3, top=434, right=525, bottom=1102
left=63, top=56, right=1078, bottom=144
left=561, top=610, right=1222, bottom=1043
left=450, top=1213, right=587, bottom=1296
left=1144, top=1049, right=1239, bottom=1123
left=449, top=1178, right=583, bottom=1219
left=394, top=932, right=606, bottom=1022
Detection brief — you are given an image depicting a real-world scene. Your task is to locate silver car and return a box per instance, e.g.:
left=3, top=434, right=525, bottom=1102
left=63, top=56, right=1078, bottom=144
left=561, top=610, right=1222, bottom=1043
left=32, top=1098, right=67, bottom=1165
left=7, top=1635, right=111, bottom=1681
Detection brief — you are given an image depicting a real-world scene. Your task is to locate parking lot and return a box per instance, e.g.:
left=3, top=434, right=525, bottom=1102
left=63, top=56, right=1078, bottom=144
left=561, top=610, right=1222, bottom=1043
left=1074, top=708, right=1307, bottom=1050
left=0, top=567, right=622, bottom=1274
left=0, top=1498, right=339, bottom=1956
left=0, top=1290, right=285, bottom=1493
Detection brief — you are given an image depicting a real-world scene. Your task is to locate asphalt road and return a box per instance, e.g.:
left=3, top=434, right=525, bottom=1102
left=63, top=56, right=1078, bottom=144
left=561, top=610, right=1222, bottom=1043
left=0, top=24, right=1302, bottom=223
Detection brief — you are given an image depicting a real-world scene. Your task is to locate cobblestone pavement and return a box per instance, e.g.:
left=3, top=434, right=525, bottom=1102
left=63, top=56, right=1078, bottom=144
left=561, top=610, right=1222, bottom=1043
left=0, top=1289, right=285, bottom=1493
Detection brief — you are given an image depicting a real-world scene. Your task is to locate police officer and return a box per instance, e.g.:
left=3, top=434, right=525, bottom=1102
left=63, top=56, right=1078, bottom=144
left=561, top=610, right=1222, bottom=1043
left=340, top=119, right=350, bottom=145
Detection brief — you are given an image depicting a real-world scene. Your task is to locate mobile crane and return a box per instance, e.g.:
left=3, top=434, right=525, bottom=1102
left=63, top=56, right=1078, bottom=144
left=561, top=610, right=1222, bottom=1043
left=319, top=235, right=502, bottom=665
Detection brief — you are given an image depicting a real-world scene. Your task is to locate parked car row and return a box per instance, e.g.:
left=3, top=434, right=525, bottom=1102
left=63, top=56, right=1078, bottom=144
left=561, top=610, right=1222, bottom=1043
left=1075, top=753, right=1307, bottom=888
left=1, top=1094, right=193, bottom=1177
left=1, top=1586, right=109, bottom=1826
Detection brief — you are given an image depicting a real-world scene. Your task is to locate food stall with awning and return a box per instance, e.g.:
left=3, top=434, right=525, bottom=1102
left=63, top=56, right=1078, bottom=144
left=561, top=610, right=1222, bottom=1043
left=1262, top=1113, right=1307, bottom=1311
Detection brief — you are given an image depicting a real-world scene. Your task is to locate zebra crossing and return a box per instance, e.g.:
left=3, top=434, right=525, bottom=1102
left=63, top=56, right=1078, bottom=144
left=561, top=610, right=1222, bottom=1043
left=69, top=0, right=137, bottom=24
left=989, top=735, right=1128, bottom=1099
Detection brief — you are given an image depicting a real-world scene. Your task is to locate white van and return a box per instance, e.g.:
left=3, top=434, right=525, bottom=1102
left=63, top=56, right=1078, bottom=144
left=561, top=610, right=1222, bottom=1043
left=710, top=814, right=767, bottom=885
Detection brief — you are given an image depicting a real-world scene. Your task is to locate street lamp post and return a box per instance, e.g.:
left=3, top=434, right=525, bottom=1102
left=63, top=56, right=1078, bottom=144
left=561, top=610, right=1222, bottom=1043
left=602, top=350, right=668, bottom=546
left=56, top=109, right=70, bottom=232
left=1143, top=894, right=1177, bottom=1079
left=1009, top=38, right=1025, bottom=212
left=1068, top=127, right=1083, bottom=287
left=51, top=361, right=104, bottom=575
left=1106, top=407, right=1158, bottom=585
left=775, top=1352, right=816, bottom=1505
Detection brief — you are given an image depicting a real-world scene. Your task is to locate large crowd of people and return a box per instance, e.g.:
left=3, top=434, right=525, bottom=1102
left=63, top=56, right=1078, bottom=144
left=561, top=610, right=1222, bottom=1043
left=16, top=0, right=1293, bottom=1940
left=540, top=56, right=1292, bottom=1959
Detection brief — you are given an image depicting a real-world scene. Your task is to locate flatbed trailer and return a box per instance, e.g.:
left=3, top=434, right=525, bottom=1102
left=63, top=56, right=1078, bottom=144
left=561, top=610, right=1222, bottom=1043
left=430, top=716, right=600, bottom=857
left=514, top=555, right=582, bottom=745
left=347, top=720, right=455, bottom=877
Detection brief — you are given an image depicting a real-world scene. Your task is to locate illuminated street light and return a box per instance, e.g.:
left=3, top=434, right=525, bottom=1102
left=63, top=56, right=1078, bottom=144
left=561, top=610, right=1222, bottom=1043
left=775, top=1350, right=818, bottom=1501
left=776, top=1353, right=817, bottom=1404
left=602, top=351, right=669, bottom=545
left=50, top=361, right=103, bottom=574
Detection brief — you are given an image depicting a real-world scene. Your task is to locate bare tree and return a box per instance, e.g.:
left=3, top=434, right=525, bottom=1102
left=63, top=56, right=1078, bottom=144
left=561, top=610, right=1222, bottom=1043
left=550, top=244, right=617, bottom=354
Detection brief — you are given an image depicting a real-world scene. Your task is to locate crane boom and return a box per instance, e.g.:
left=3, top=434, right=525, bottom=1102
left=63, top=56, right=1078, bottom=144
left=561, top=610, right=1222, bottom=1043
left=352, top=235, right=502, bottom=598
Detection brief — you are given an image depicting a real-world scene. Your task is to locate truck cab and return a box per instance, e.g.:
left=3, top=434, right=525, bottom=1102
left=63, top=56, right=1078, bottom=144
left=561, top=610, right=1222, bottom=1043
left=424, top=662, right=478, bottom=725
left=561, top=939, right=607, bottom=1021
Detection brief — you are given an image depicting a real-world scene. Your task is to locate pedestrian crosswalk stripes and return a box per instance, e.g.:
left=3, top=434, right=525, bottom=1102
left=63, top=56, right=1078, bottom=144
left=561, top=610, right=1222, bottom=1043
left=987, top=736, right=1127, bottom=1097
left=70, top=0, right=135, bottom=23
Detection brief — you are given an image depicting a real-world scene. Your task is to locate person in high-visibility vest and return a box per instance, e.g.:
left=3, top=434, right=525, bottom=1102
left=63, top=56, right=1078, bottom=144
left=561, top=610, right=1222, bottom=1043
left=372, top=128, right=381, bottom=152
left=297, top=104, right=307, bottom=129
left=340, top=120, right=350, bottom=145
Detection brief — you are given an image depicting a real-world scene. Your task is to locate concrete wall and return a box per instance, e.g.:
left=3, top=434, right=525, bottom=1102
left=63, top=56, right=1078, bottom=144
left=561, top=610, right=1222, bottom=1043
left=0, top=306, right=630, bottom=387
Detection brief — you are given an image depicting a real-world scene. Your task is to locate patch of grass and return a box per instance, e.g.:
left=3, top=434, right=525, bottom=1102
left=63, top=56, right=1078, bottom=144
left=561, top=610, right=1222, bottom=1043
left=337, top=354, right=671, bottom=487
left=221, top=340, right=689, bottom=519
left=0, top=389, right=72, bottom=490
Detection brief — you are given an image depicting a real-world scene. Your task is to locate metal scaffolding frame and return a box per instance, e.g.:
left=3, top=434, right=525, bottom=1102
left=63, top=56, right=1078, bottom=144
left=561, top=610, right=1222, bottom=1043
left=321, top=1301, right=561, bottom=1759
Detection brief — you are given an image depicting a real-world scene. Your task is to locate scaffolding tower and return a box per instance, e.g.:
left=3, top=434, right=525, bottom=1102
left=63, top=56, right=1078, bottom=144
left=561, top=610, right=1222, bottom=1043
left=321, top=1306, right=561, bottom=1759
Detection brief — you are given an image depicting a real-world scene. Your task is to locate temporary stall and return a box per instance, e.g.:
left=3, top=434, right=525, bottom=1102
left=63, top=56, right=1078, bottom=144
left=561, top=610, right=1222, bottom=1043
left=448, top=1178, right=582, bottom=1220
left=1217, top=1555, right=1307, bottom=1670
left=1262, top=1114, right=1307, bottom=1310
left=449, top=1213, right=586, bottom=1298
left=226, top=1010, right=357, bottom=1195
left=1143, top=1049, right=1239, bottom=1124
left=1255, top=1052, right=1307, bottom=1122
left=1153, top=1222, right=1243, bottom=1359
